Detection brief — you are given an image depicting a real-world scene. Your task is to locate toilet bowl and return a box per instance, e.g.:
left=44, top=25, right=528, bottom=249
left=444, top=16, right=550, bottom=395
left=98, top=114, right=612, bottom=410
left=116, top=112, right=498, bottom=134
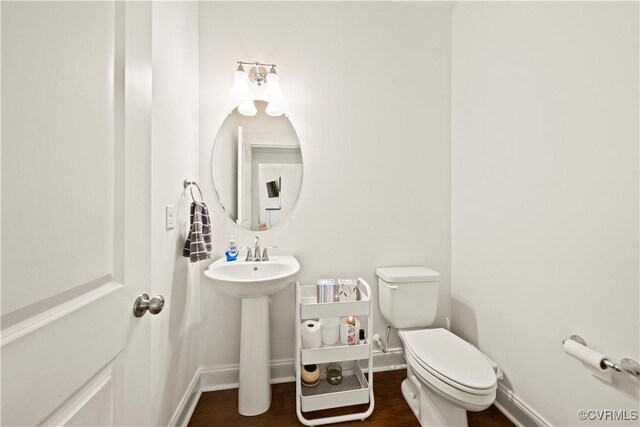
left=400, top=328, right=497, bottom=425
left=376, top=266, right=498, bottom=427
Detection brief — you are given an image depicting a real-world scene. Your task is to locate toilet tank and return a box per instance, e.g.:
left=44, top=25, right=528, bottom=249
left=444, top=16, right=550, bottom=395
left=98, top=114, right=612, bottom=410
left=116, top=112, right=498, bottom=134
left=376, top=266, right=440, bottom=329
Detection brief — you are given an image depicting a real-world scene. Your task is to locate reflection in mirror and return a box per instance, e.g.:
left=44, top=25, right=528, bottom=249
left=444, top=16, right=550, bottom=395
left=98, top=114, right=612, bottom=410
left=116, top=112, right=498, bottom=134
left=212, top=101, right=302, bottom=231
left=266, top=179, right=280, bottom=198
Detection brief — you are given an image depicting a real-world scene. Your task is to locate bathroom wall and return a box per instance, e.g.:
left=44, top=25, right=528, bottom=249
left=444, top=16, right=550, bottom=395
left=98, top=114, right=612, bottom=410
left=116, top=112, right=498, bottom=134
left=451, top=2, right=639, bottom=426
left=150, top=2, right=200, bottom=425
left=199, top=2, right=452, bottom=371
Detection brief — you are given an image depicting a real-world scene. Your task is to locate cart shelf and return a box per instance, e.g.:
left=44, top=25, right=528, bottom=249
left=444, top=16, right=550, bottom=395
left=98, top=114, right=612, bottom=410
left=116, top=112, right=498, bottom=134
left=300, top=361, right=369, bottom=412
left=301, top=342, right=369, bottom=365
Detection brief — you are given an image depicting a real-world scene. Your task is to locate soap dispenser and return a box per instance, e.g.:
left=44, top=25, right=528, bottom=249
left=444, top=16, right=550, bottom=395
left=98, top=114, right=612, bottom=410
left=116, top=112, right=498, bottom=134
left=225, top=234, right=239, bottom=261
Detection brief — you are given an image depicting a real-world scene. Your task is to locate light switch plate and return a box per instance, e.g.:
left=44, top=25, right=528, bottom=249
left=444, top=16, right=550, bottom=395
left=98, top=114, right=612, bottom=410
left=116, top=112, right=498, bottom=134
left=165, top=205, right=176, bottom=230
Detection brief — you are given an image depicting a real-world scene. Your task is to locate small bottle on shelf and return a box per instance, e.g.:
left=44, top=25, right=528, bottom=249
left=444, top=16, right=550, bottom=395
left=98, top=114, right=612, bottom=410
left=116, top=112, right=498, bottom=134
left=346, top=316, right=357, bottom=346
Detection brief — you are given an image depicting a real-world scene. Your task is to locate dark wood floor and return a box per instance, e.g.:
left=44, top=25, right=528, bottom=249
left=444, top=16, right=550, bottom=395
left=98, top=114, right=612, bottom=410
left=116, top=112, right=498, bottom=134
left=188, top=370, right=514, bottom=427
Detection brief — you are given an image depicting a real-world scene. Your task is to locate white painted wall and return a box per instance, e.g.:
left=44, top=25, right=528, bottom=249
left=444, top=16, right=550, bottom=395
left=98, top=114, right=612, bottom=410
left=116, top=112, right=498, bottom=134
left=150, top=2, right=200, bottom=425
left=451, top=2, right=639, bottom=426
left=199, top=2, right=452, bottom=369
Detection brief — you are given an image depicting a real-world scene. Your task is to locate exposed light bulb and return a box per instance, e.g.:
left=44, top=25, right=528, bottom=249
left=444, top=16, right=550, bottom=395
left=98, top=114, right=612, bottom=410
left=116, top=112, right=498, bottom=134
left=266, top=102, right=283, bottom=117
left=238, top=99, right=257, bottom=116
left=230, top=68, right=252, bottom=100
left=263, top=71, right=284, bottom=103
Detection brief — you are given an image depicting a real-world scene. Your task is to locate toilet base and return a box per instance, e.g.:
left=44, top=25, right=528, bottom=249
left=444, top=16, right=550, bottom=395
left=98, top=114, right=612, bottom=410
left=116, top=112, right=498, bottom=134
left=401, top=368, right=468, bottom=427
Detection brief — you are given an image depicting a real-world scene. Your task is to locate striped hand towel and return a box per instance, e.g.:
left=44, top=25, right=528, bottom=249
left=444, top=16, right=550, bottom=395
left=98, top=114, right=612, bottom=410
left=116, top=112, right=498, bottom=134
left=183, top=201, right=212, bottom=262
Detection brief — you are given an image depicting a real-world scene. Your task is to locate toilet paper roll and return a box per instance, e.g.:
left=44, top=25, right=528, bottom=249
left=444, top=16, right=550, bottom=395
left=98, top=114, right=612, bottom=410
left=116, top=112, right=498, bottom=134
left=563, top=339, right=612, bottom=383
left=320, top=318, right=340, bottom=345
left=301, top=320, right=322, bottom=349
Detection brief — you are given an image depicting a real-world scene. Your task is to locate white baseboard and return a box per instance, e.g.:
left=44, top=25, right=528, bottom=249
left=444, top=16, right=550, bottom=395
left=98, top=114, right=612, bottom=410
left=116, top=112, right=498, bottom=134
left=372, top=347, right=406, bottom=371
left=199, top=357, right=296, bottom=392
left=494, top=383, right=550, bottom=427
left=169, top=369, right=202, bottom=427
left=170, top=349, right=549, bottom=427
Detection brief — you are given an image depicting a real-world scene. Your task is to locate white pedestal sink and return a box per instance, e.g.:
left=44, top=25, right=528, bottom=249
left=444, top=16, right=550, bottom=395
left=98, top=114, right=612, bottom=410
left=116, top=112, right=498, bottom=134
left=204, top=255, right=300, bottom=416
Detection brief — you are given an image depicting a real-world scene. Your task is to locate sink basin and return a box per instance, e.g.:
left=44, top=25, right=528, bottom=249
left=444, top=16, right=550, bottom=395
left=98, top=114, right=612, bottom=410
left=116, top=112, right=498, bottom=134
left=203, top=255, right=300, bottom=416
left=204, top=255, right=299, bottom=298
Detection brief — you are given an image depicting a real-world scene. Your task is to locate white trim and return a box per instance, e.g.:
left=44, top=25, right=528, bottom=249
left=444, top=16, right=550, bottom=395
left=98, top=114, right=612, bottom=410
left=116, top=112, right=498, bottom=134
left=40, top=363, right=115, bottom=426
left=372, top=347, right=406, bottom=371
left=494, top=383, right=551, bottom=427
left=199, top=363, right=241, bottom=392
left=270, top=358, right=297, bottom=384
left=169, top=369, right=202, bottom=427
left=0, top=281, right=123, bottom=347
left=199, top=357, right=296, bottom=392
left=494, top=399, right=524, bottom=427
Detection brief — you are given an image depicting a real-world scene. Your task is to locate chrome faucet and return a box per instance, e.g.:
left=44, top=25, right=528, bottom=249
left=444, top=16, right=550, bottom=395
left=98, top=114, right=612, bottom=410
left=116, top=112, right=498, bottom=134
left=245, top=236, right=277, bottom=261
left=251, top=236, right=261, bottom=261
left=262, top=246, right=276, bottom=261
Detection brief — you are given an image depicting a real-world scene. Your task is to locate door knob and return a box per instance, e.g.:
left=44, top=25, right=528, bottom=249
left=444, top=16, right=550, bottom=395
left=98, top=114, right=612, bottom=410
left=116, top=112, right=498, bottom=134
left=133, top=294, right=165, bottom=317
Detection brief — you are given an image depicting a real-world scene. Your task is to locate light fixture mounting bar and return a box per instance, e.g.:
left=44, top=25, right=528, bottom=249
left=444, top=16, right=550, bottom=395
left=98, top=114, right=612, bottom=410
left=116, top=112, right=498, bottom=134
left=236, top=60, right=278, bottom=86
left=237, top=60, right=277, bottom=68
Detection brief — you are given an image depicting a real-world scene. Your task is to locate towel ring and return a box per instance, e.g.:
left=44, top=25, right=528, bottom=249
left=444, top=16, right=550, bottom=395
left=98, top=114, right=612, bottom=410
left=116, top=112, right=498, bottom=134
left=183, top=179, right=204, bottom=203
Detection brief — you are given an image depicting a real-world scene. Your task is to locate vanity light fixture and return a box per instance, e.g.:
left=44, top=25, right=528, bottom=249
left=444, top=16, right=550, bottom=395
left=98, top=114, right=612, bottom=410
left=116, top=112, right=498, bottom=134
left=265, top=102, right=283, bottom=117
left=230, top=61, right=285, bottom=117
left=238, top=99, right=257, bottom=117
left=263, top=67, right=283, bottom=102
left=230, top=64, right=252, bottom=100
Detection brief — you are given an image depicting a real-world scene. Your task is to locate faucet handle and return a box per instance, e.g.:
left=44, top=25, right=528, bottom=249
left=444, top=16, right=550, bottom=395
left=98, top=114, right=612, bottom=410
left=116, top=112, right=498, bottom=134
left=241, top=246, right=253, bottom=262
left=261, top=246, right=278, bottom=261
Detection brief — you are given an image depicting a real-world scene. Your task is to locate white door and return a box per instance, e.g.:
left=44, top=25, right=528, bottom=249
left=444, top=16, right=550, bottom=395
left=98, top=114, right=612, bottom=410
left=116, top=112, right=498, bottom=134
left=1, top=2, right=154, bottom=426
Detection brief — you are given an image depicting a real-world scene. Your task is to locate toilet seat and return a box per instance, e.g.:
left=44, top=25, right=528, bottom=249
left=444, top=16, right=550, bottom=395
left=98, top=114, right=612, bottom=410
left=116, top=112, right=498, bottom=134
left=400, top=329, right=497, bottom=411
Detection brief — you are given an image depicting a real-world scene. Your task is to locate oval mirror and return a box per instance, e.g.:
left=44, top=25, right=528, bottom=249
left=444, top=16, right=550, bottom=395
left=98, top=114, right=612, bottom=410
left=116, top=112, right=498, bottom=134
left=212, top=101, right=302, bottom=231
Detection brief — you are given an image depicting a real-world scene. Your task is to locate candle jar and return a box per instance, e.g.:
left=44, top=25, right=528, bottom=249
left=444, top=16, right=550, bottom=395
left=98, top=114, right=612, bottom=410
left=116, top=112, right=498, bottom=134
left=326, top=363, right=342, bottom=385
left=301, top=364, right=320, bottom=387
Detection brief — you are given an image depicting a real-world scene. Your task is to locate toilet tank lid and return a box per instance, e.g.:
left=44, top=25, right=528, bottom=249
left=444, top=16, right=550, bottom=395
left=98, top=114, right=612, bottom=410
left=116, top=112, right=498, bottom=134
left=376, top=266, right=440, bottom=283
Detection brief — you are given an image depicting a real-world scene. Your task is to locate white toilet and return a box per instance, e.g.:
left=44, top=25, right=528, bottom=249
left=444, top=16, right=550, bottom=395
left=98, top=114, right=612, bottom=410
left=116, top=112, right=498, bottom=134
left=376, top=266, right=498, bottom=427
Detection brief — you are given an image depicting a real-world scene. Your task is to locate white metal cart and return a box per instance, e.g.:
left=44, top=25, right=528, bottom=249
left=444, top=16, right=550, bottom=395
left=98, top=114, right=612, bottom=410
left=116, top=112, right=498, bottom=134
left=295, top=278, right=375, bottom=426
